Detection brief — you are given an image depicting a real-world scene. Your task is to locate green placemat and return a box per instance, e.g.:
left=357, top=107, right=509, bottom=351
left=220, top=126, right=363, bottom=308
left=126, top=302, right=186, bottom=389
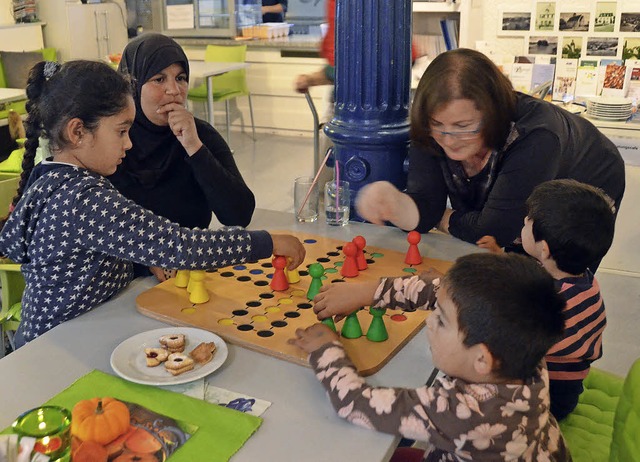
left=3, top=370, right=262, bottom=461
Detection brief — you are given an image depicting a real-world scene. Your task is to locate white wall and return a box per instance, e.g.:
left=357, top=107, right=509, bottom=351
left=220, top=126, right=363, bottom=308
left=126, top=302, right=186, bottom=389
left=0, top=0, right=14, bottom=25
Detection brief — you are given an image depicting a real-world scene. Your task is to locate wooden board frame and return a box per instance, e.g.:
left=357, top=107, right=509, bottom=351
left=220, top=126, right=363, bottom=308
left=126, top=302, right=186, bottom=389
left=136, top=231, right=452, bottom=376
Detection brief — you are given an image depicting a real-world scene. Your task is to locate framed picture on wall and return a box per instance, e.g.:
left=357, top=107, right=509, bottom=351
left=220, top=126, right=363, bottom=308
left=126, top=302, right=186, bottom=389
left=586, top=37, right=619, bottom=57
left=622, top=38, right=640, bottom=59
left=561, top=37, right=583, bottom=59
left=535, top=2, right=556, bottom=31
left=594, top=2, right=616, bottom=32
left=558, top=12, right=590, bottom=31
left=498, top=11, right=532, bottom=35
left=528, top=36, right=558, bottom=55
left=620, top=14, right=640, bottom=33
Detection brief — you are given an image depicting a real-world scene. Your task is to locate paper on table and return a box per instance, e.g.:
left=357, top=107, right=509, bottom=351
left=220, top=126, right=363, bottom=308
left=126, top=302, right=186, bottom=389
left=165, top=379, right=272, bottom=417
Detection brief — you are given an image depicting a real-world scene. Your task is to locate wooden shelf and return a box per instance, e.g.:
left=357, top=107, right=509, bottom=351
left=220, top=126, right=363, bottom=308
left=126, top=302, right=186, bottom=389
left=412, top=1, right=460, bottom=13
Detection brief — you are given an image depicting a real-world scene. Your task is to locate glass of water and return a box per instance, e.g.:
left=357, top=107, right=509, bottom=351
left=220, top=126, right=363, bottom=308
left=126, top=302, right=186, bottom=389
left=324, top=180, right=350, bottom=226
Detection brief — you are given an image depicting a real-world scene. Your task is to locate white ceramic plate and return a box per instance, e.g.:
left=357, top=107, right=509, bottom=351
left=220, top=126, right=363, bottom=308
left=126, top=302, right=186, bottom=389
left=110, top=327, right=228, bottom=386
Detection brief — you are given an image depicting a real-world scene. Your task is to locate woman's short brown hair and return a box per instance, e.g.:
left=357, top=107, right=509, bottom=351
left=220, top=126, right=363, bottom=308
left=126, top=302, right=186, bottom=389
left=411, top=48, right=517, bottom=151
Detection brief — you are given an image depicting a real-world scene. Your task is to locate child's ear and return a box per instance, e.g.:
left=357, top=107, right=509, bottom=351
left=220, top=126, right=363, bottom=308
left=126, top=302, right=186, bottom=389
left=65, top=118, right=85, bottom=146
left=539, top=240, right=552, bottom=262
left=472, top=343, right=497, bottom=377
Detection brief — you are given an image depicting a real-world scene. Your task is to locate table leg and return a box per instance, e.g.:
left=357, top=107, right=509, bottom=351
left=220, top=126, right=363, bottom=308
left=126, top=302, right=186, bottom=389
left=206, top=75, right=215, bottom=127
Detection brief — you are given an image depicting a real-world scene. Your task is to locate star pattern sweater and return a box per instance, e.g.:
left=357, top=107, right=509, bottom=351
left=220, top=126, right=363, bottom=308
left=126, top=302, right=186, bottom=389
left=0, top=163, right=272, bottom=347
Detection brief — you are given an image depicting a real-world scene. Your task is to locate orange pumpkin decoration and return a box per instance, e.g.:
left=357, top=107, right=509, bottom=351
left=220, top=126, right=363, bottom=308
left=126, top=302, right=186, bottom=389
left=72, top=440, right=109, bottom=462
left=113, top=450, right=159, bottom=462
left=124, top=427, right=162, bottom=454
left=71, top=397, right=131, bottom=445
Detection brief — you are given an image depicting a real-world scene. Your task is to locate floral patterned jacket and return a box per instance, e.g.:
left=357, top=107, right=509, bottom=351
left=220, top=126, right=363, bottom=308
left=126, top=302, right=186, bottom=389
left=308, top=274, right=571, bottom=461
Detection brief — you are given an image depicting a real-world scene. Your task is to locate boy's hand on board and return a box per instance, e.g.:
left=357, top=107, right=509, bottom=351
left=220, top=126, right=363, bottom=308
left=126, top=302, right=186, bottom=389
left=289, top=323, right=340, bottom=354
left=271, top=234, right=306, bottom=269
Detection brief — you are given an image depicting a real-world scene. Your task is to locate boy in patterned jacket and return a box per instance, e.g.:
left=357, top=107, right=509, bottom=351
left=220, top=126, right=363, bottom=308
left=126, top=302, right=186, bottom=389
left=291, top=253, right=571, bottom=461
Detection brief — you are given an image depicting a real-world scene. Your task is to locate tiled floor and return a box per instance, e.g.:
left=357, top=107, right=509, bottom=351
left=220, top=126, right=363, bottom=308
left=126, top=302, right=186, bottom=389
left=229, top=131, right=640, bottom=379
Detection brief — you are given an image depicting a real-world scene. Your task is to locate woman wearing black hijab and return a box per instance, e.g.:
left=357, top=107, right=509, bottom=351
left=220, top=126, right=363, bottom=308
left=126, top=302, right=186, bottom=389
left=109, top=34, right=255, bottom=256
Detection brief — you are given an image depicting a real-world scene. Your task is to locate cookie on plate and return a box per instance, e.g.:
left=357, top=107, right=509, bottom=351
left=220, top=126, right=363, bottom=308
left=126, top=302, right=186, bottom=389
left=144, top=347, right=169, bottom=367
left=189, top=341, right=217, bottom=364
left=159, top=333, right=186, bottom=353
left=164, top=352, right=195, bottom=376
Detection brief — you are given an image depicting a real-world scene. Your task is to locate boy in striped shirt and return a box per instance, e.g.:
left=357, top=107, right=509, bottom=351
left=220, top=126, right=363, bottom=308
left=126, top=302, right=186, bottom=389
left=520, top=179, right=615, bottom=420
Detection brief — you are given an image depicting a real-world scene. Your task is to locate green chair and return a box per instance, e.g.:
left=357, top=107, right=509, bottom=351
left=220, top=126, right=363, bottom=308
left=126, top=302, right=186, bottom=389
left=0, top=172, right=20, bottom=217
left=0, top=261, right=25, bottom=357
left=559, top=358, right=640, bottom=462
left=187, top=44, right=255, bottom=143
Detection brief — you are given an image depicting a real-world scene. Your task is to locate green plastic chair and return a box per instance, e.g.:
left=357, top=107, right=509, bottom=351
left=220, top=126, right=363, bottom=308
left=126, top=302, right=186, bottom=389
left=0, top=261, right=25, bottom=357
left=187, top=44, right=256, bottom=143
left=559, top=358, right=640, bottom=462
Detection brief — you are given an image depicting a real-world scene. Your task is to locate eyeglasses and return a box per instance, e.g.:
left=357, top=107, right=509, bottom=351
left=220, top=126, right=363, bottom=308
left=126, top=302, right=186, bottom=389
left=430, top=123, right=483, bottom=141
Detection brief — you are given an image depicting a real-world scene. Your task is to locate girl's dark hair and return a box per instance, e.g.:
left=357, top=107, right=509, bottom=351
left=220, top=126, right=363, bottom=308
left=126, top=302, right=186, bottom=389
left=411, top=48, right=517, bottom=151
left=1, top=60, right=133, bottom=229
left=442, top=252, right=566, bottom=381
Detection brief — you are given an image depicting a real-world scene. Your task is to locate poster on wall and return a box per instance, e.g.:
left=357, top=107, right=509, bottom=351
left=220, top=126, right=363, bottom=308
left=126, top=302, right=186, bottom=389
left=499, top=11, right=532, bottom=35
left=586, top=37, right=619, bottom=57
left=558, top=12, right=590, bottom=31
left=535, top=2, right=556, bottom=31
left=562, top=37, right=583, bottom=59
left=623, top=38, right=640, bottom=60
left=620, top=14, right=640, bottom=33
left=528, top=36, right=558, bottom=55
left=594, top=2, right=616, bottom=32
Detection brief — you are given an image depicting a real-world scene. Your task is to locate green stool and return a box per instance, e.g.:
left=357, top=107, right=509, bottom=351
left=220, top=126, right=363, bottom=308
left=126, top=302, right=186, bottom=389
left=559, top=358, right=640, bottom=462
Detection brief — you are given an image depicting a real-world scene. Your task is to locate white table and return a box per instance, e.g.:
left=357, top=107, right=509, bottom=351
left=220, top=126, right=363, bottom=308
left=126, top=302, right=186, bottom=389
left=0, top=209, right=476, bottom=461
left=0, top=88, right=26, bottom=105
left=188, top=61, right=250, bottom=127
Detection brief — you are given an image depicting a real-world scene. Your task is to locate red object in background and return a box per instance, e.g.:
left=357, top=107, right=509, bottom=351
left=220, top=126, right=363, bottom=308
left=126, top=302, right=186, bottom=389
left=270, top=256, right=290, bottom=291
left=352, top=235, right=368, bottom=271
left=405, top=231, right=423, bottom=265
left=341, top=242, right=359, bottom=277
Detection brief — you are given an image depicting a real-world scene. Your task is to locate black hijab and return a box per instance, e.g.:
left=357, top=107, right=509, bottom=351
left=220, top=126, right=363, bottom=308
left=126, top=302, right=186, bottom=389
left=114, top=33, right=190, bottom=188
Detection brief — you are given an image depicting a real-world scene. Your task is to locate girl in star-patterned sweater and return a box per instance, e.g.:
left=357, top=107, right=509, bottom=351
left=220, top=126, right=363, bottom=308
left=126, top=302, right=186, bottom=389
left=0, top=60, right=305, bottom=348
left=292, top=253, right=571, bottom=461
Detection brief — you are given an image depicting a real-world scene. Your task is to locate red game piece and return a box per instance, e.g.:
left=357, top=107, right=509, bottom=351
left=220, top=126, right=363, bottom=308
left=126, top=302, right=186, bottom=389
left=405, top=230, right=423, bottom=265
left=270, top=256, right=289, bottom=291
left=341, top=242, right=359, bottom=277
left=352, top=235, right=368, bottom=271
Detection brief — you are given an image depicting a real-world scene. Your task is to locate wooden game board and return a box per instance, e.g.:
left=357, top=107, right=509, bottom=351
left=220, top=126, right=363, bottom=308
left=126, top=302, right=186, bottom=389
left=136, top=231, right=452, bottom=376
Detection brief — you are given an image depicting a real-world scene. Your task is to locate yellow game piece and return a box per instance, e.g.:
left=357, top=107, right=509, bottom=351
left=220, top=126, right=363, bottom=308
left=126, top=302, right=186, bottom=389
left=175, top=270, right=190, bottom=288
left=284, top=257, right=300, bottom=284
left=188, top=270, right=210, bottom=304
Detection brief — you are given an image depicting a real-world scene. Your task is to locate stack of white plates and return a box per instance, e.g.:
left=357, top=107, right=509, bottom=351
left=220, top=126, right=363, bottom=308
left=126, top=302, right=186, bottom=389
left=586, top=97, right=634, bottom=121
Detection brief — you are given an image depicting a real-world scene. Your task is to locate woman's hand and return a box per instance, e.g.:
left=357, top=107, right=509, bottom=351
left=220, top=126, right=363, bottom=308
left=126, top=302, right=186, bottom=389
left=476, top=235, right=503, bottom=254
left=313, top=280, right=380, bottom=322
left=271, top=234, right=306, bottom=269
left=355, top=181, right=420, bottom=230
left=288, top=323, right=340, bottom=354
left=157, top=102, right=203, bottom=155
left=437, top=208, right=453, bottom=234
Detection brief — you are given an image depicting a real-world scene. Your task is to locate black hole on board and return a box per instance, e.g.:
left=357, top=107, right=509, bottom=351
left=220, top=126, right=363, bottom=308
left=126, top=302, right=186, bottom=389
left=220, top=271, right=234, bottom=277
left=331, top=279, right=346, bottom=284
left=206, top=269, right=218, bottom=273
left=232, top=309, right=249, bottom=316
left=316, top=257, right=330, bottom=263
left=336, top=245, right=343, bottom=250
left=284, top=311, right=301, bottom=318
left=366, top=259, right=375, bottom=264
left=254, top=280, right=269, bottom=287
left=247, top=301, right=262, bottom=307
left=260, top=293, right=275, bottom=299
left=261, top=262, right=273, bottom=268
left=297, top=303, right=313, bottom=309
left=257, top=330, right=274, bottom=338
left=237, top=276, right=251, bottom=282
left=326, top=251, right=340, bottom=257
left=271, top=320, right=287, bottom=328
left=299, top=270, right=309, bottom=277
left=237, top=324, right=254, bottom=331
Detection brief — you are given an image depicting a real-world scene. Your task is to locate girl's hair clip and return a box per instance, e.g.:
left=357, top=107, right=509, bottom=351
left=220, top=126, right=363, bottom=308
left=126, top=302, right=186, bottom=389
left=43, top=61, right=61, bottom=81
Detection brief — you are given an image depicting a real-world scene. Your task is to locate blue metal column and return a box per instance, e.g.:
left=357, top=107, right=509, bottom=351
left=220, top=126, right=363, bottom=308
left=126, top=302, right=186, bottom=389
left=324, top=0, right=412, bottom=221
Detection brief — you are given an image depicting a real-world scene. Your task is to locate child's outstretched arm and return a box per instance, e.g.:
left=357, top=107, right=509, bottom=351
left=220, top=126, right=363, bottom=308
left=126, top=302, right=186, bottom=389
left=312, top=280, right=380, bottom=321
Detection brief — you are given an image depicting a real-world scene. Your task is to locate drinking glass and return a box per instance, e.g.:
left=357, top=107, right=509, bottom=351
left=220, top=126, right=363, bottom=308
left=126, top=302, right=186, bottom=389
left=12, top=406, right=72, bottom=462
left=324, top=180, right=350, bottom=226
left=294, top=176, right=319, bottom=222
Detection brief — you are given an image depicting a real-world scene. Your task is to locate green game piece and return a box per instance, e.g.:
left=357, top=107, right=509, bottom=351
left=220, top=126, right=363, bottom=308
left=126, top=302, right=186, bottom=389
left=307, top=263, right=325, bottom=300
left=366, top=307, right=388, bottom=342
left=341, top=311, right=363, bottom=339
left=322, top=317, right=337, bottom=332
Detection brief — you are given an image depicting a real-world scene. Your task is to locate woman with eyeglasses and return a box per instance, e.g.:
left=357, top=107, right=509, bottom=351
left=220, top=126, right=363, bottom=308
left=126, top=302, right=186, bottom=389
left=356, top=48, right=624, bottom=262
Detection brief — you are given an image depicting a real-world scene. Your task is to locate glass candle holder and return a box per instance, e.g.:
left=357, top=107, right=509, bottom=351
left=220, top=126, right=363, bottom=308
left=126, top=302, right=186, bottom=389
left=12, top=406, right=71, bottom=462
